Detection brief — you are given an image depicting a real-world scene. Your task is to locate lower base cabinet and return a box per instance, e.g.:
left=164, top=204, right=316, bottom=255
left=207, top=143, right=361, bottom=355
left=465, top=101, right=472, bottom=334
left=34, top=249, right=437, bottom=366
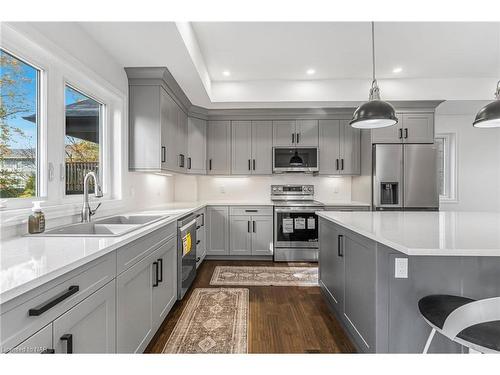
left=10, top=323, right=53, bottom=354
left=53, top=280, right=116, bottom=353
left=152, top=237, right=177, bottom=329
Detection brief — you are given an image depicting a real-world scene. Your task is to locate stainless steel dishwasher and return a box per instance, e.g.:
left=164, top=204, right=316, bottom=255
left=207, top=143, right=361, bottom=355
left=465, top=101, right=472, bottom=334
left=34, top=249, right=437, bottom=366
left=177, top=213, right=197, bottom=299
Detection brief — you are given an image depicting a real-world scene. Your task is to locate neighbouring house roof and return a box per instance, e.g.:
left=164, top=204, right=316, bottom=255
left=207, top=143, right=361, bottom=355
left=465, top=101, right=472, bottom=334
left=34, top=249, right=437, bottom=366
left=23, top=99, right=100, bottom=143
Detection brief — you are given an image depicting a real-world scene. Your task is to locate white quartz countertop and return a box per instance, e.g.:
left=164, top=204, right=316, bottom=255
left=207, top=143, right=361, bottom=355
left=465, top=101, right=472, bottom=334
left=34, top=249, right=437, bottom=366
left=316, top=211, right=500, bottom=257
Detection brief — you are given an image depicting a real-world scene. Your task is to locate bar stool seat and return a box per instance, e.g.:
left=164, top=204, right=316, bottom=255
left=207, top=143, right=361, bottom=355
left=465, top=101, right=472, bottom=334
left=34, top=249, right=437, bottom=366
left=418, top=294, right=500, bottom=353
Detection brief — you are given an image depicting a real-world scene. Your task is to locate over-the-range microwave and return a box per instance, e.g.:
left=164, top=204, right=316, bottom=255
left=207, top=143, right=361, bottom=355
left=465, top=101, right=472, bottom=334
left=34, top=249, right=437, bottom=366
left=272, top=147, right=319, bottom=173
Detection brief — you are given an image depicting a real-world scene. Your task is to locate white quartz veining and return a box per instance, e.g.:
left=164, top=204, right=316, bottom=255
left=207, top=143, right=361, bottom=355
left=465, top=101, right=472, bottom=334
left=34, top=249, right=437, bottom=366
left=317, top=211, right=500, bottom=257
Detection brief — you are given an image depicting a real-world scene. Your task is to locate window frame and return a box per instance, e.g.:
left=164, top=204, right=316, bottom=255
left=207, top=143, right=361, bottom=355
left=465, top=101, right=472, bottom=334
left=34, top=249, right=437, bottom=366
left=0, top=46, right=47, bottom=203
left=62, top=82, right=107, bottom=198
left=435, top=132, right=458, bottom=203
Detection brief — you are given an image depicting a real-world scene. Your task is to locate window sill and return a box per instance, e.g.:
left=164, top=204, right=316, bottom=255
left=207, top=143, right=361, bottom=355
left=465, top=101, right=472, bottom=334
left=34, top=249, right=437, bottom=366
left=0, top=198, right=126, bottom=228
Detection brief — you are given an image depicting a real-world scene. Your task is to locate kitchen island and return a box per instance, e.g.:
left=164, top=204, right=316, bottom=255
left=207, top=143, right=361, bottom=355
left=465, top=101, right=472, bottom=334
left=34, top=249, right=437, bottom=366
left=317, top=211, right=500, bottom=353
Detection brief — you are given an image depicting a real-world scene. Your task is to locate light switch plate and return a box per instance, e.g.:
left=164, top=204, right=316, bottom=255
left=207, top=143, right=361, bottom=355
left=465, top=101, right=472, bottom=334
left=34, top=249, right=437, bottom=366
left=395, top=258, right=408, bottom=279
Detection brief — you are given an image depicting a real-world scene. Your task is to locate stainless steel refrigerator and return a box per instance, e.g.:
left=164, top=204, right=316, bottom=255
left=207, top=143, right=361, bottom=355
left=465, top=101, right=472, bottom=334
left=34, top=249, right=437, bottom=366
left=372, top=144, right=439, bottom=210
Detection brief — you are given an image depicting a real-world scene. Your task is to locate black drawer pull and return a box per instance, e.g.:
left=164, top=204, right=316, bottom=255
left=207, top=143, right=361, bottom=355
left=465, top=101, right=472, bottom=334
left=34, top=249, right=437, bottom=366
left=41, top=348, right=55, bottom=354
left=196, top=240, right=201, bottom=245
left=338, top=235, right=344, bottom=257
left=196, top=225, right=201, bottom=230
left=157, top=258, right=163, bottom=283
left=60, top=334, right=73, bottom=354
left=29, top=285, right=79, bottom=316
left=245, top=209, right=258, bottom=213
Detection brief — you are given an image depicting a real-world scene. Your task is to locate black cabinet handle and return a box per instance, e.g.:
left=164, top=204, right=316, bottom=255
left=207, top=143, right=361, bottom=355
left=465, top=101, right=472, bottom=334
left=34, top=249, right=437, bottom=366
left=29, top=285, right=79, bottom=316
left=196, top=257, right=201, bottom=262
left=209, top=159, right=212, bottom=170
left=248, top=159, right=251, bottom=170
left=297, top=133, right=300, bottom=144
left=188, top=157, right=192, bottom=169
left=152, top=261, right=159, bottom=287
left=253, top=159, right=256, bottom=170
left=404, top=128, right=408, bottom=139
left=60, top=334, right=73, bottom=354
left=41, top=349, right=55, bottom=354
left=247, top=221, right=251, bottom=233
left=161, top=146, right=166, bottom=163
left=398, top=128, right=403, bottom=139
left=253, top=221, right=256, bottom=233
left=336, top=159, right=339, bottom=170
left=292, top=133, right=295, bottom=144
left=196, top=240, right=201, bottom=245
left=196, top=225, right=201, bottom=230
left=245, top=209, right=258, bottom=213
left=341, top=159, right=344, bottom=170
left=338, top=235, right=344, bottom=257
left=157, top=258, right=163, bottom=283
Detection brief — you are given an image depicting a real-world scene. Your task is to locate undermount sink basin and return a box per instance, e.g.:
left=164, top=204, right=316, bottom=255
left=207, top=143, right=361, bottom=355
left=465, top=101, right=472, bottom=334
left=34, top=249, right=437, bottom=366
left=35, top=214, right=168, bottom=237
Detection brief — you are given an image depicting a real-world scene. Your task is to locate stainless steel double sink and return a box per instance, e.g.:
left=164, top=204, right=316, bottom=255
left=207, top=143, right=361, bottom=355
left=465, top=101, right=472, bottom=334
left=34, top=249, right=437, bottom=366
left=36, top=214, right=168, bottom=237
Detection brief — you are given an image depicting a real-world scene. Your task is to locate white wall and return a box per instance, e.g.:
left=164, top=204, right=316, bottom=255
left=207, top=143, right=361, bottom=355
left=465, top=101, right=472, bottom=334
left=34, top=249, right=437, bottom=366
left=435, top=101, right=500, bottom=212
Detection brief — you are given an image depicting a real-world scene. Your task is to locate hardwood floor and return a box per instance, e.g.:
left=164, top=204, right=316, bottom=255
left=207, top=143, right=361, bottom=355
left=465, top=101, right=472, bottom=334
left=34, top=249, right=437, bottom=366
left=145, top=260, right=356, bottom=354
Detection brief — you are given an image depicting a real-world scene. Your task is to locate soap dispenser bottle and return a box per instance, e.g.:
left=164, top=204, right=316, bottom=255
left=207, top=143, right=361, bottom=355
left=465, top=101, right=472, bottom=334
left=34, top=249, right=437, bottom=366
left=28, top=201, right=46, bottom=234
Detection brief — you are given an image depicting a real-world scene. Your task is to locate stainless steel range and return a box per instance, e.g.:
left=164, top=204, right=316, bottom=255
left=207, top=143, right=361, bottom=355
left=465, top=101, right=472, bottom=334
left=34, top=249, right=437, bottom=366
left=271, top=184, right=324, bottom=262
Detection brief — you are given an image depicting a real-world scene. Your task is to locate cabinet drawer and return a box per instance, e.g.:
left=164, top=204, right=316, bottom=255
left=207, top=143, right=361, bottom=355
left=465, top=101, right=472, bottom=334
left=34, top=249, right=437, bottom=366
left=8, top=324, right=53, bottom=354
left=116, top=222, right=176, bottom=274
left=1, top=253, right=115, bottom=352
left=229, top=206, right=273, bottom=216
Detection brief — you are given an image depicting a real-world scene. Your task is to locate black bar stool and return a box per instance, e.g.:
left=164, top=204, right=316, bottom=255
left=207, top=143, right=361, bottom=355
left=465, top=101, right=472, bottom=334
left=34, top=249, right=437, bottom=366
left=418, top=294, right=500, bottom=353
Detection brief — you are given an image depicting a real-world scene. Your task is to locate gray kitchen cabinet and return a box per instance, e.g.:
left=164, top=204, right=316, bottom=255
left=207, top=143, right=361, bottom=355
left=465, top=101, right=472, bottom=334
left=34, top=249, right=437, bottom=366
left=230, top=216, right=253, bottom=256
left=251, top=216, right=273, bottom=256
left=232, top=120, right=273, bottom=175
left=152, top=237, right=177, bottom=331
left=195, top=208, right=207, bottom=267
left=187, top=117, right=207, bottom=174
left=296, top=119, right=319, bottom=146
left=9, top=324, right=53, bottom=354
left=273, top=119, right=318, bottom=147
left=319, top=120, right=360, bottom=175
left=371, top=112, right=434, bottom=144
left=319, top=219, right=344, bottom=313
left=343, top=232, right=376, bottom=352
left=176, top=108, right=188, bottom=172
left=206, top=206, right=229, bottom=255
left=207, top=121, right=231, bottom=175
left=53, top=281, right=116, bottom=353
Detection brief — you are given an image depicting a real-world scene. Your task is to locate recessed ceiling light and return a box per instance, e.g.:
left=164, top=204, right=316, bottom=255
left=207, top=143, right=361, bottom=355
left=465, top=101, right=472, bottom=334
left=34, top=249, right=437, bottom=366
left=306, top=68, right=316, bottom=75
left=222, top=70, right=231, bottom=77
left=392, top=67, right=403, bottom=74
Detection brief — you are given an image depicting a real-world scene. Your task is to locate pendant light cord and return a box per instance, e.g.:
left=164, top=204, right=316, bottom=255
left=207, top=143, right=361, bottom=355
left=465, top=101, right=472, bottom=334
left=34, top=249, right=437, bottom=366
left=372, top=21, right=376, bottom=82
left=369, top=21, right=380, bottom=100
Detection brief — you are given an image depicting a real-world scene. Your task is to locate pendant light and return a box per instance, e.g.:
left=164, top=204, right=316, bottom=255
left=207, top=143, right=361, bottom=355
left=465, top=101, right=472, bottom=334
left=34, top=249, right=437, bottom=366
left=473, top=80, right=500, bottom=128
left=350, top=22, right=398, bottom=129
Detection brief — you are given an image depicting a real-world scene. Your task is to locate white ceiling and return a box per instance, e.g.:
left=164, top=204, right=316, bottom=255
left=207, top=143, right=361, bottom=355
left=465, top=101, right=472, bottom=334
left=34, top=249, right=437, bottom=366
left=78, top=22, right=500, bottom=108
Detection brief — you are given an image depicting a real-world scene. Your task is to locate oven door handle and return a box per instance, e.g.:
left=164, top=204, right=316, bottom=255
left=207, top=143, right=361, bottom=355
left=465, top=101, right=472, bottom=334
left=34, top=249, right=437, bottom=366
left=275, top=208, right=323, bottom=213
left=179, top=219, right=197, bottom=232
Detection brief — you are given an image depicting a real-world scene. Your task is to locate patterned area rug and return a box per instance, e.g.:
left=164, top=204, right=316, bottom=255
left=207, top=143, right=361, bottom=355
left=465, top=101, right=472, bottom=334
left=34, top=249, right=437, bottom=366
left=162, top=288, right=248, bottom=354
left=210, top=266, right=318, bottom=286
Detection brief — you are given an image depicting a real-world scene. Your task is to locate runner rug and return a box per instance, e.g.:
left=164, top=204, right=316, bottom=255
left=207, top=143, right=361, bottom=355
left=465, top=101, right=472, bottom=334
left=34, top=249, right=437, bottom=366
left=209, top=266, right=318, bottom=286
left=162, top=288, right=248, bottom=354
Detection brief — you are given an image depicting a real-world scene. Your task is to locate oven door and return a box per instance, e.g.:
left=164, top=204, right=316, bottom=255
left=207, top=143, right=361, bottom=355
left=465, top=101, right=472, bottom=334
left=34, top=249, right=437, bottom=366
left=274, top=207, right=320, bottom=248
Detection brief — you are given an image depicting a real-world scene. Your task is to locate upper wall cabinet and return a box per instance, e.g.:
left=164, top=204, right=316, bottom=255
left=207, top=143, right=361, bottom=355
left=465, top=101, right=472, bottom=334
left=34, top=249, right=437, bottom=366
left=319, top=120, right=360, bottom=175
left=232, top=120, right=272, bottom=175
left=207, top=120, right=231, bottom=175
left=371, top=112, right=434, bottom=144
left=187, top=117, right=207, bottom=174
left=272, top=120, right=318, bottom=147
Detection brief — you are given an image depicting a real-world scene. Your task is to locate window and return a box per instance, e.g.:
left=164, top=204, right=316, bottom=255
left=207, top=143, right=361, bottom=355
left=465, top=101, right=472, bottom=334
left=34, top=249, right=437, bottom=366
left=0, top=49, right=40, bottom=198
left=64, top=85, right=103, bottom=195
left=435, top=133, right=457, bottom=201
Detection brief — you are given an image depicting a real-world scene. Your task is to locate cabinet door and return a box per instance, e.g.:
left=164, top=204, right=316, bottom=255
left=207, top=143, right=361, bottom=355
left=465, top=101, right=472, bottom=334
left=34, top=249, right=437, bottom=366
left=296, top=119, right=319, bottom=146
left=207, top=120, right=231, bottom=174
left=187, top=117, right=207, bottom=174
left=340, top=120, right=361, bottom=175
left=251, top=216, right=273, bottom=256
left=9, top=324, right=53, bottom=354
left=371, top=113, right=403, bottom=144
left=163, top=89, right=179, bottom=171
left=343, top=233, right=376, bottom=351
left=402, top=113, right=434, bottom=144
left=229, top=215, right=252, bottom=256
left=116, top=252, right=156, bottom=353
left=53, top=281, right=116, bottom=354
left=272, top=120, right=296, bottom=146
left=129, top=85, right=161, bottom=170
left=251, top=121, right=273, bottom=175
left=206, top=206, right=229, bottom=256
left=319, top=220, right=344, bottom=313
left=176, top=109, right=188, bottom=171
left=152, top=237, right=177, bottom=331
left=231, top=121, right=252, bottom=175
left=319, top=120, right=341, bottom=175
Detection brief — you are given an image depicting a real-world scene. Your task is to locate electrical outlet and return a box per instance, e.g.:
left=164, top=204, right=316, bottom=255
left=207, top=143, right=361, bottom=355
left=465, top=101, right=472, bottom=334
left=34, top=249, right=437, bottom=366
left=220, top=185, right=225, bottom=194
left=395, top=258, right=408, bottom=278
